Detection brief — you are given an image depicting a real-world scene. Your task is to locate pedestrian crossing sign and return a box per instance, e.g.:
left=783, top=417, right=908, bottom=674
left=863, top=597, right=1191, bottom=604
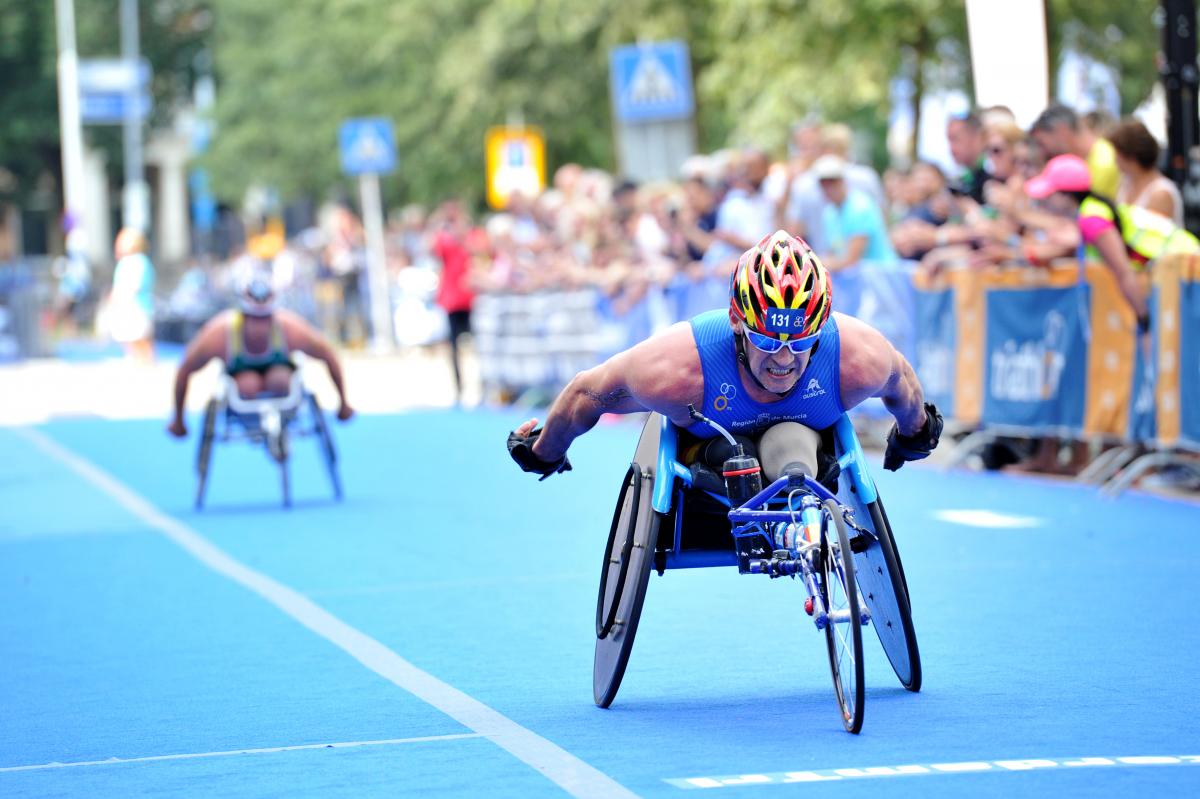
left=339, top=118, right=397, bottom=176
left=609, top=41, right=695, bottom=123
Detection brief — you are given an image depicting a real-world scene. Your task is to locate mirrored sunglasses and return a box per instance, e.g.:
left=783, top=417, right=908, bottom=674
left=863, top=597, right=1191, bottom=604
left=745, top=329, right=818, bottom=355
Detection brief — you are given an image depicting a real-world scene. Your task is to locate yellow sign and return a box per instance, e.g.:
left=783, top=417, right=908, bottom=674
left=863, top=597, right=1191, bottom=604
left=485, top=126, right=545, bottom=209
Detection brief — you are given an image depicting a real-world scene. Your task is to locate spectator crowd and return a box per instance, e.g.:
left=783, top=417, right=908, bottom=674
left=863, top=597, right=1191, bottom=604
left=74, top=99, right=1194, bottom=479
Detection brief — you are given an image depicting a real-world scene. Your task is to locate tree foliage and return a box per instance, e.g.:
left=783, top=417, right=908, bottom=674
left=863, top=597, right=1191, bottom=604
left=0, top=1, right=1173, bottom=212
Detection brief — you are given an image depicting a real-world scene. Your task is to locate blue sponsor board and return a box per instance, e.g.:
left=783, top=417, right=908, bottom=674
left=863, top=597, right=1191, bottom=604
left=913, top=286, right=955, bottom=419
left=1181, top=280, right=1200, bottom=445
left=983, top=286, right=1087, bottom=430
left=1128, top=287, right=1158, bottom=441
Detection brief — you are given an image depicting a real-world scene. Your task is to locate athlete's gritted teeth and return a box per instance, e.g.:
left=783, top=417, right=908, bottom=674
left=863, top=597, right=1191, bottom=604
left=766, top=366, right=794, bottom=378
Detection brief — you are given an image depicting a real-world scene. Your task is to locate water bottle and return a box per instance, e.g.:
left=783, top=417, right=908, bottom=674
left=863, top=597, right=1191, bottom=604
left=722, top=450, right=762, bottom=508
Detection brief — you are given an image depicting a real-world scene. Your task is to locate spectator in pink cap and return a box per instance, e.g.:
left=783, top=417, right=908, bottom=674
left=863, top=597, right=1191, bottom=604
left=1025, top=154, right=1198, bottom=327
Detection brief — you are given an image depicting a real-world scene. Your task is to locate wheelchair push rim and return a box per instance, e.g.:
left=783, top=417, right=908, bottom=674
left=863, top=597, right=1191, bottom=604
left=821, top=498, right=865, bottom=734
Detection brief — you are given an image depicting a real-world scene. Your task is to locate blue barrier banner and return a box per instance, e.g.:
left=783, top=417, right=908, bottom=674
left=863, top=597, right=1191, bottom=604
left=983, top=286, right=1088, bottom=430
left=833, top=262, right=917, bottom=362
left=913, top=286, right=956, bottom=419
left=1128, top=287, right=1158, bottom=441
left=1181, top=280, right=1200, bottom=445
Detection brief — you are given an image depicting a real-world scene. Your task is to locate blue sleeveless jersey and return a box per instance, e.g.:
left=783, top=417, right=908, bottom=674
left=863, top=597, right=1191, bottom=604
left=685, top=309, right=845, bottom=438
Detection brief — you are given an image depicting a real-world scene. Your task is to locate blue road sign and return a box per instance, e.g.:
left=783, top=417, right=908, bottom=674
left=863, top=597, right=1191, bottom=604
left=609, top=40, right=695, bottom=123
left=80, top=91, right=151, bottom=125
left=339, top=118, right=397, bottom=175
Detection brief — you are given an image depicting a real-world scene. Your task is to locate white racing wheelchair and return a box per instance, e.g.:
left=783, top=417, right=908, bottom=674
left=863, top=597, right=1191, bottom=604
left=194, top=355, right=342, bottom=509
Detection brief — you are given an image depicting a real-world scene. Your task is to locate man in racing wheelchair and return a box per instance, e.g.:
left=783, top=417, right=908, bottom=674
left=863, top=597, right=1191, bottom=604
left=508, top=229, right=941, bottom=486
left=167, top=275, right=354, bottom=439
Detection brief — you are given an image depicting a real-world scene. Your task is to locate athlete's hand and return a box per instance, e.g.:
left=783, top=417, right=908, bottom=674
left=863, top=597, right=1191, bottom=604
left=337, top=402, right=355, bottom=422
left=883, top=402, right=943, bottom=472
left=167, top=417, right=188, bottom=438
left=508, top=420, right=572, bottom=480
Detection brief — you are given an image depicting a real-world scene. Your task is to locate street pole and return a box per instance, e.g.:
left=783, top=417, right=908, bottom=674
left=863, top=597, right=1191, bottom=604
left=359, top=172, right=393, bottom=352
left=120, top=0, right=149, bottom=233
left=54, top=0, right=87, bottom=232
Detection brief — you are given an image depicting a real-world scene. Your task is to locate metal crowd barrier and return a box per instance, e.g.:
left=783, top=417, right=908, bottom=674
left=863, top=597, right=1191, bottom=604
left=912, top=256, right=1199, bottom=493
left=0, top=258, right=51, bottom=361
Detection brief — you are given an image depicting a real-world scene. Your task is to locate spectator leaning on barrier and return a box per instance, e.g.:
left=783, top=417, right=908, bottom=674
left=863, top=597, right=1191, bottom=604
left=946, top=111, right=993, bottom=205
left=1108, top=118, right=1184, bottom=228
left=813, top=155, right=896, bottom=272
left=1030, top=104, right=1120, bottom=201
left=1025, top=153, right=1200, bottom=326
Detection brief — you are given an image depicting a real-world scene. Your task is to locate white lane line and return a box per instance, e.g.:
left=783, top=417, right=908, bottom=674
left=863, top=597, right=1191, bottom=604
left=0, top=734, right=483, bottom=773
left=17, top=427, right=639, bottom=799
left=932, top=509, right=1043, bottom=529
left=666, top=755, right=1200, bottom=789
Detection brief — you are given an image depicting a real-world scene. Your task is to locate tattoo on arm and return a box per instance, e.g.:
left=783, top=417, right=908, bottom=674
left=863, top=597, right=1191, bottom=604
left=582, top=387, right=631, bottom=409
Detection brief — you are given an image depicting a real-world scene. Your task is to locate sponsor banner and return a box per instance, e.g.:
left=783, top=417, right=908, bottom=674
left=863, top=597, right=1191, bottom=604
left=983, top=285, right=1088, bottom=431
left=1127, top=288, right=1157, bottom=442
left=913, top=283, right=956, bottom=420
left=1181, top=273, right=1200, bottom=446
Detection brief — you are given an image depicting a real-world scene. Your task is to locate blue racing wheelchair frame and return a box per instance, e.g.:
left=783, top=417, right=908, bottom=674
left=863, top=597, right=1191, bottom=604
left=593, top=412, right=919, bottom=733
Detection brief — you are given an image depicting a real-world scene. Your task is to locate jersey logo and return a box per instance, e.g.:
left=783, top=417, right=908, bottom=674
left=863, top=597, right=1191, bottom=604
left=713, top=381, right=736, bottom=412
left=802, top=377, right=826, bottom=400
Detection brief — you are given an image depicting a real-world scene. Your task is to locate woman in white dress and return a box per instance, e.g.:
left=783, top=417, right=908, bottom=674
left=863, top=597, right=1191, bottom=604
left=108, top=228, right=156, bottom=362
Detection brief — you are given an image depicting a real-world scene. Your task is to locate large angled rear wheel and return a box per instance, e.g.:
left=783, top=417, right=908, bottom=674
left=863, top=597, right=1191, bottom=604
left=194, top=399, right=218, bottom=510
left=594, top=414, right=663, bottom=708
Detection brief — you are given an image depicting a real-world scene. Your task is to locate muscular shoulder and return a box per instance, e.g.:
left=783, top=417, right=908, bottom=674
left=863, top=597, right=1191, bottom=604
left=599, top=322, right=702, bottom=416
left=276, top=309, right=319, bottom=348
left=197, top=310, right=235, bottom=347
left=835, top=312, right=894, bottom=406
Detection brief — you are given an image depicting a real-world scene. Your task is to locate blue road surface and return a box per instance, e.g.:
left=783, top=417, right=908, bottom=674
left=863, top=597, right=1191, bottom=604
left=2, top=411, right=1198, bottom=797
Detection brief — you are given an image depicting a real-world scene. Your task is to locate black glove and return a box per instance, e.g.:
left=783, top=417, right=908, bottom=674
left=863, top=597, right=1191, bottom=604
left=507, top=427, right=572, bottom=480
left=816, top=449, right=842, bottom=493
left=883, top=402, right=944, bottom=472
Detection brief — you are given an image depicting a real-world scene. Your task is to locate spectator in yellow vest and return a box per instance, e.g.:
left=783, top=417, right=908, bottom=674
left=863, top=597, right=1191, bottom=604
left=1030, top=105, right=1120, bottom=200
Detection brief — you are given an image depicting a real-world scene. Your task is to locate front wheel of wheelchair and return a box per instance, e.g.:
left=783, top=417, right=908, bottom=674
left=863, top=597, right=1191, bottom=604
left=594, top=414, right=662, bottom=708
left=194, top=399, right=219, bottom=510
left=269, top=428, right=292, bottom=508
left=308, top=393, right=343, bottom=501
left=821, top=498, right=865, bottom=734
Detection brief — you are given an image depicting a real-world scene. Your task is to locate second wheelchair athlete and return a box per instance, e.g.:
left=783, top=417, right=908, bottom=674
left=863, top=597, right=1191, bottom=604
left=167, top=275, right=354, bottom=438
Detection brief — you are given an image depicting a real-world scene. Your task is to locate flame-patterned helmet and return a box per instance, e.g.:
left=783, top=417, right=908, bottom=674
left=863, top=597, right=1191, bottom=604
left=729, top=230, right=832, bottom=340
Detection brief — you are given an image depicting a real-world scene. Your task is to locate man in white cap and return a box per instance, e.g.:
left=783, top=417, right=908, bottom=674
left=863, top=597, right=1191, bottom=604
left=812, top=154, right=896, bottom=272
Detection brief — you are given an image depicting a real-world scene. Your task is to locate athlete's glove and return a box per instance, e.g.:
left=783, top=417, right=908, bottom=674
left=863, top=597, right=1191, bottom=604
left=507, top=427, right=573, bottom=480
left=883, top=402, right=944, bottom=472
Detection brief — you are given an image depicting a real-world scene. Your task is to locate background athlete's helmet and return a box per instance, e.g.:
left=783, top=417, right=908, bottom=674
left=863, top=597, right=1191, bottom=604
left=729, top=230, right=831, bottom=339
left=240, top=273, right=275, bottom=318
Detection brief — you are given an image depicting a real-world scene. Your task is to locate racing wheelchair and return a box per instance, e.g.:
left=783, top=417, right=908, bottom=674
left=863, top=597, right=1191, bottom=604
left=194, top=357, right=342, bottom=509
left=594, top=409, right=919, bottom=734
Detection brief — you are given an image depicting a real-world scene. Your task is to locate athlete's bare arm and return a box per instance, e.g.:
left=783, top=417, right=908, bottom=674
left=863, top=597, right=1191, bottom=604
left=168, top=311, right=233, bottom=436
left=836, top=313, right=927, bottom=436
left=279, top=310, right=353, bottom=419
left=518, top=322, right=704, bottom=462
